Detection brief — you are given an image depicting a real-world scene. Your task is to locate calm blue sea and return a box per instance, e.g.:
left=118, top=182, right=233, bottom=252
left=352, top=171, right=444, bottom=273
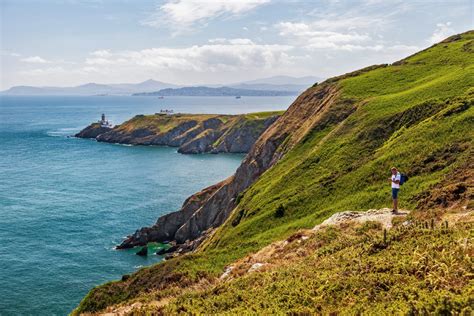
left=0, top=95, right=294, bottom=315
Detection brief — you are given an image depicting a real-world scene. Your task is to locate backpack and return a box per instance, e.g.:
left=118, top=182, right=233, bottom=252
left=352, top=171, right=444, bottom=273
left=399, top=173, right=409, bottom=185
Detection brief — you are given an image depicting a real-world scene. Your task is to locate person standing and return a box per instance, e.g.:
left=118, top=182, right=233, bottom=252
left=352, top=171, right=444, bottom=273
left=389, top=167, right=401, bottom=213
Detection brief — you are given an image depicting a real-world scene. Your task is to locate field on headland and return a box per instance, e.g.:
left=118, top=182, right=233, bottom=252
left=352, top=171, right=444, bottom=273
left=76, top=111, right=283, bottom=154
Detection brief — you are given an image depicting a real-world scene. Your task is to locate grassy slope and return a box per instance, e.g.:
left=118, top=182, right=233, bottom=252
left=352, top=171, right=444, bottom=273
left=116, top=113, right=230, bottom=134
left=74, top=32, right=473, bottom=314
left=114, top=111, right=283, bottom=134
left=165, top=216, right=473, bottom=314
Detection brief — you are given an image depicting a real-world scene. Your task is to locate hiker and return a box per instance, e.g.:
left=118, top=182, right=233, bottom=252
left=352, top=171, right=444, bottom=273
left=389, top=167, right=401, bottom=213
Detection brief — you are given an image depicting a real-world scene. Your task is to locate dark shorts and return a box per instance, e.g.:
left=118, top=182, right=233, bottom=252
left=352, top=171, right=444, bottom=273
left=392, top=188, right=400, bottom=199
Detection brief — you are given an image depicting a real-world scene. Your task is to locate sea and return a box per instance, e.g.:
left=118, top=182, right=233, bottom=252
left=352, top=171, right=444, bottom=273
left=0, top=95, right=294, bottom=315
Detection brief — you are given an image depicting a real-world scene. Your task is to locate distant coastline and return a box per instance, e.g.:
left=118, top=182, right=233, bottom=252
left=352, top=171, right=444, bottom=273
left=1, top=76, right=321, bottom=96
left=133, top=86, right=299, bottom=97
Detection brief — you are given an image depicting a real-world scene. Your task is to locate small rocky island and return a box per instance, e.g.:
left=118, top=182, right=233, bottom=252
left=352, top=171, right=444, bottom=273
left=76, top=111, right=281, bottom=154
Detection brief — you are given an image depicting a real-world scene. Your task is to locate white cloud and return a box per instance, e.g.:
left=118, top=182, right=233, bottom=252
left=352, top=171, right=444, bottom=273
left=275, top=22, right=373, bottom=51
left=85, top=57, right=117, bottom=65
left=143, top=0, right=270, bottom=30
left=1, top=50, right=21, bottom=57
left=81, top=66, right=100, bottom=73
left=20, top=67, right=65, bottom=75
left=275, top=16, right=419, bottom=54
left=90, top=50, right=112, bottom=57
left=82, top=39, right=293, bottom=72
left=429, top=22, right=455, bottom=44
left=20, top=56, right=51, bottom=63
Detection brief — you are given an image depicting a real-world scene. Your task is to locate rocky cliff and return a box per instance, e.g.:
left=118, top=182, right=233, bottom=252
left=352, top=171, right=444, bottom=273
left=117, top=82, right=346, bottom=248
left=74, top=31, right=474, bottom=315
left=75, top=112, right=280, bottom=154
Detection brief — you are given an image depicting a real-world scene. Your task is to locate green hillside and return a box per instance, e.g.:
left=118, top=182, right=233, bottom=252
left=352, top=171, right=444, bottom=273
left=74, top=31, right=473, bottom=315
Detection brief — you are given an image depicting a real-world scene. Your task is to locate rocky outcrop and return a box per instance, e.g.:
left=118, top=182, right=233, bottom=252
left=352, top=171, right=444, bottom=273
left=76, top=113, right=280, bottom=154
left=117, top=82, right=348, bottom=249
left=75, top=123, right=112, bottom=138
left=135, top=246, right=148, bottom=256
left=117, top=181, right=226, bottom=249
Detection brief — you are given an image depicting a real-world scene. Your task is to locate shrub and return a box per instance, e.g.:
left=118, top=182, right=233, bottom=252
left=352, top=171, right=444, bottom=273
left=274, top=204, right=285, bottom=218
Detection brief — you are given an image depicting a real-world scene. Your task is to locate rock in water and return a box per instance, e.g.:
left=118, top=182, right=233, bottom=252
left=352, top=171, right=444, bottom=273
left=135, top=246, right=148, bottom=256
left=74, top=123, right=112, bottom=139
left=156, top=245, right=178, bottom=256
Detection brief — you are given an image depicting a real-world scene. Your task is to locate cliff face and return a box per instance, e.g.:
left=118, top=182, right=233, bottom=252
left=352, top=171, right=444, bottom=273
left=118, top=83, right=346, bottom=248
left=75, top=112, right=280, bottom=154
left=75, top=31, right=474, bottom=315
left=74, top=123, right=112, bottom=138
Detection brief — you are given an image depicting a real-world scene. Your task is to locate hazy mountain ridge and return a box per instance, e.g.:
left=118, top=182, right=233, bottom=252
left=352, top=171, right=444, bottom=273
left=0, top=79, right=178, bottom=96
left=133, top=86, right=299, bottom=96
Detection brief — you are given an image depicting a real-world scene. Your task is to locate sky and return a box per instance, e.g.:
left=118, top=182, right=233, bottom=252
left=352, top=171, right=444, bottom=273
left=0, top=0, right=473, bottom=90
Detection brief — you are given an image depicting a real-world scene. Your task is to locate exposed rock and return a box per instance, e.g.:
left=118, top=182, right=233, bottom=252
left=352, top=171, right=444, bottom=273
left=74, top=123, right=112, bottom=138
left=135, top=246, right=148, bottom=256
left=313, top=208, right=410, bottom=230
left=117, top=181, right=225, bottom=249
left=248, top=262, right=265, bottom=273
left=220, top=266, right=234, bottom=279
left=118, top=83, right=346, bottom=248
left=156, top=245, right=178, bottom=256
left=121, top=274, right=130, bottom=281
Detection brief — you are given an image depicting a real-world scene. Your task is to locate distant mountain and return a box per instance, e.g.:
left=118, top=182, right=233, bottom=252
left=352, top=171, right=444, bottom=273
left=239, top=75, right=322, bottom=86
left=1, top=76, right=322, bottom=96
left=133, top=86, right=299, bottom=97
left=1, top=79, right=179, bottom=95
left=229, top=83, right=311, bottom=92
left=107, top=79, right=179, bottom=92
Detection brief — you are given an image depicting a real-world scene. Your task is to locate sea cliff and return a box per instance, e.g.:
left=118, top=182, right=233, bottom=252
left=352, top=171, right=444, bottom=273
left=76, top=112, right=281, bottom=154
left=74, top=31, right=474, bottom=315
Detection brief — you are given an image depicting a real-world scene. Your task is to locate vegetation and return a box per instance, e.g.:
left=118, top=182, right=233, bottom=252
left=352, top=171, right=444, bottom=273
left=164, top=215, right=473, bottom=314
left=114, top=111, right=283, bottom=135
left=73, top=31, right=473, bottom=315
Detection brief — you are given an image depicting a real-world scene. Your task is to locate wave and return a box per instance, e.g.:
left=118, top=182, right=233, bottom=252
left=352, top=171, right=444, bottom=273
left=46, top=127, right=81, bottom=137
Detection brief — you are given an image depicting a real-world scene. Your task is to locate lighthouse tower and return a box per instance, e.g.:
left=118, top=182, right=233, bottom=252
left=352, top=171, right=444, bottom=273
left=99, top=114, right=113, bottom=128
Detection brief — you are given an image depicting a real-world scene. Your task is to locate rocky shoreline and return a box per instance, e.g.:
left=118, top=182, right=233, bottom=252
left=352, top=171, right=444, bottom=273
left=114, top=83, right=342, bottom=254
left=76, top=111, right=283, bottom=255
left=76, top=112, right=280, bottom=154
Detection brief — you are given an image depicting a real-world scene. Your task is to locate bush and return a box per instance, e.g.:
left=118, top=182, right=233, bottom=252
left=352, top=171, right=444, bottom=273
left=274, top=204, right=285, bottom=218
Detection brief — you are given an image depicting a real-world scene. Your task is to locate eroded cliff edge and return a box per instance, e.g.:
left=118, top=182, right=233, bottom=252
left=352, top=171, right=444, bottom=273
left=74, top=31, right=474, bottom=315
left=75, top=112, right=281, bottom=154
left=117, top=80, right=350, bottom=249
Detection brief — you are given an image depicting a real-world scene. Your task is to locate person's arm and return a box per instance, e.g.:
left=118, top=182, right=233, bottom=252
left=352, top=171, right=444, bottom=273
left=392, top=174, right=400, bottom=184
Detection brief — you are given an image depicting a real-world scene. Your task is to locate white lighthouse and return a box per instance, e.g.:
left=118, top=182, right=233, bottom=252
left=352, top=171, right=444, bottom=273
left=99, top=113, right=114, bottom=128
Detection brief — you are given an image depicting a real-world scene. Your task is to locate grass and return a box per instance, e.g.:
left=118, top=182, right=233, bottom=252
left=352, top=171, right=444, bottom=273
left=115, top=111, right=283, bottom=135
left=163, top=216, right=473, bottom=314
left=115, top=113, right=229, bottom=134
left=73, top=31, right=474, bottom=315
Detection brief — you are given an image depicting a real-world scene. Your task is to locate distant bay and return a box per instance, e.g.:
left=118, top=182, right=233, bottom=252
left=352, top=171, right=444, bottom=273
left=0, top=95, right=293, bottom=315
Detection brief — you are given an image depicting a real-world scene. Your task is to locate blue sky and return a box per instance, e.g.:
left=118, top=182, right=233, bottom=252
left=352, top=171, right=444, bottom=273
left=1, top=0, right=473, bottom=89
